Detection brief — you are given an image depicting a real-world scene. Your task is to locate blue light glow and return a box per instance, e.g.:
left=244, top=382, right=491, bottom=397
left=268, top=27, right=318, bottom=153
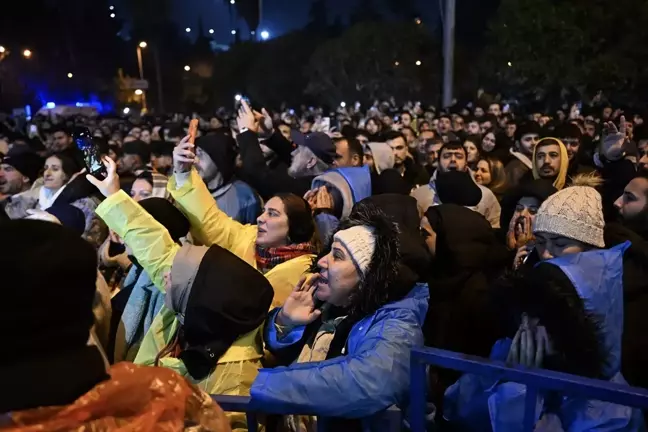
left=46, top=102, right=56, bottom=109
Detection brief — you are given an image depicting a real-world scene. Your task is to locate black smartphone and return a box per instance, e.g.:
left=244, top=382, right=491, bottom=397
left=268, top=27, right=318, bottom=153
left=73, top=127, right=106, bottom=177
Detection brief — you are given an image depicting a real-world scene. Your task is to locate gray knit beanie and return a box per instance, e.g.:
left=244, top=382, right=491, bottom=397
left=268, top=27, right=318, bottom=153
left=533, top=185, right=605, bottom=248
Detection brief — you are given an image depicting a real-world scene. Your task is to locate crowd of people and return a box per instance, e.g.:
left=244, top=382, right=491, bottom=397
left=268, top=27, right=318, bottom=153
left=1, top=96, right=648, bottom=431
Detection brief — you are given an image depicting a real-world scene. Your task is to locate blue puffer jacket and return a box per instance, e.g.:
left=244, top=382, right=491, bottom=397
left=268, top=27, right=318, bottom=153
left=444, top=242, right=645, bottom=431
left=250, top=283, right=429, bottom=420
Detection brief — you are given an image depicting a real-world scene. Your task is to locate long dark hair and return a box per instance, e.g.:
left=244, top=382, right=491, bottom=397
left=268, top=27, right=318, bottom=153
left=45, top=153, right=77, bottom=184
left=310, top=200, right=401, bottom=319
left=274, top=193, right=320, bottom=251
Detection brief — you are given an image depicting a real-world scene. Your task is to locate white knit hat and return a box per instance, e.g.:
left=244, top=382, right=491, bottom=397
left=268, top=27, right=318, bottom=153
left=533, top=185, right=605, bottom=248
left=333, top=225, right=376, bottom=275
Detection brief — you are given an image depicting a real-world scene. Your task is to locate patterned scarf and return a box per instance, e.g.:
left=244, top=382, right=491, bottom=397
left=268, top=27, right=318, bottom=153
left=255, top=242, right=316, bottom=274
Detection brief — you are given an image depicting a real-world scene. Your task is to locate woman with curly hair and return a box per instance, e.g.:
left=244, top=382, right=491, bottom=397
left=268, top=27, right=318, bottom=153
left=250, top=200, right=429, bottom=430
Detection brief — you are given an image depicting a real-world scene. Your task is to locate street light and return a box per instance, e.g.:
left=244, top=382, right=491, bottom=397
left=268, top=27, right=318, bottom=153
left=139, top=41, right=147, bottom=49
left=415, top=18, right=422, bottom=25
left=67, top=73, right=73, bottom=78
left=260, top=30, right=270, bottom=40
left=136, top=43, right=148, bottom=111
left=507, top=61, right=512, bottom=67
left=394, top=61, right=399, bottom=66
left=231, top=30, right=237, bottom=35
left=340, top=102, right=346, bottom=108
left=230, top=0, right=235, bottom=3
left=123, top=107, right=130, bottom=115
left=0, top=46, right=5, bottom=53
left=109, top=5, right=114, bottom=10
left=184, top=65, right=191, bottom=72
left=415, top=60, right=422, bottom=66
left=23, top=49, right=32, bottom=59
left=185, top=27, right=191, bottom=33
left=110, top=13, right=115, bottom=18
left=209, top=29, right=214, bottom=34
left=135, top=89, right=143, bottom=96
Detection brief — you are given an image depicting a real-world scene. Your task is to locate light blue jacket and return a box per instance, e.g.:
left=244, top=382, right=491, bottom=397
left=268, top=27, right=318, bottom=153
left=117, top=265, right=165, bottom=362
left=250, top=283, right=429, bottom=420
left=311, top=166, right=372, bottom=243
left=444, top=242, right=645, bottom=431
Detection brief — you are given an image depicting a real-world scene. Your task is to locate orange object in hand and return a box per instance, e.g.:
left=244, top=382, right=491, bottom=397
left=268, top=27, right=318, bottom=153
left=188, top=119, right=199, bottom=145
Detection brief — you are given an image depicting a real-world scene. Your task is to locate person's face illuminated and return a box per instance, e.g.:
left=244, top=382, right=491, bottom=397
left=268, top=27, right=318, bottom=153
left=474, top=159, right=492, bottom=185
left=256, top=197, right=290, bottom=248
left=535, top=144, right=561, bottom=178
left=535, top=232, right=590, bottom=260
left=388, top=137, right=408, bottom=166
left=130, top=178, right=153, bottom=202
left=315, top=240, right=361, bottom=306
left=439, top=147, right=467, bottom=172
left=463, top=140, right=479, bottom=163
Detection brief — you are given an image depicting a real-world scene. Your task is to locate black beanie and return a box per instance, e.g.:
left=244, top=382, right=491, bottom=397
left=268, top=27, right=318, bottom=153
left=139, top=198, right=190, bottom=243
left=195, top=132, right=237, bottom=184
left=436, top=170, right=482, bottom=207
left=1, top=148, right=44, bottom=183
left=122, top=140, right=151, bottom=164
left=0, top=220, right=97, bottom=363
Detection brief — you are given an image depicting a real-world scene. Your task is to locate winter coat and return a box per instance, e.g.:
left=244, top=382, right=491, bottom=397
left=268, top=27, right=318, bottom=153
left=444, top=243, right=645, bottom=431
left=411, top=170, right=502, bottom=228
left=169, top=168, right=314, bottom=308
left=250, top=283, right=429, bottom=425
left=95, top=190, right=264, bottom=407
left=605, top=223, right=648, bottom=392
left=423, top=204, right=510, bottom=405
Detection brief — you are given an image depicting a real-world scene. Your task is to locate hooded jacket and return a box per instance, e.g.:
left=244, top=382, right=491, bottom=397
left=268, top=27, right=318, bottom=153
left=366, top=142, right=394, bottom=174
left=250, top=202, right=429, bottom=426
left=532, top=138, right=570, bottom=191
left=444, top=242, right=645, bottom=431
left=311, top=165, right=372, bottom=242
left=411, top=169, right=502, bottom=228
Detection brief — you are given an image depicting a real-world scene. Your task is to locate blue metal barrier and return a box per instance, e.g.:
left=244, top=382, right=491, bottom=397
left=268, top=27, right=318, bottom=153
left=409, top=346, right=648, bottom=432
left=211, top=395, right=401, bottom=432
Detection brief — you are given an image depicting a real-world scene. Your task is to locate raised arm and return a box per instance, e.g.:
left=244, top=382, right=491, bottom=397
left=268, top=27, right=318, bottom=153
left=88, top=158, right=178, bottom=292
left=170, top=137, right=257, bottom=255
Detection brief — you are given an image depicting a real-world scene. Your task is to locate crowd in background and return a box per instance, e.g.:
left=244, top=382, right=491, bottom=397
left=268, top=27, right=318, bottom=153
left=1, top=95, right=648, bottom=431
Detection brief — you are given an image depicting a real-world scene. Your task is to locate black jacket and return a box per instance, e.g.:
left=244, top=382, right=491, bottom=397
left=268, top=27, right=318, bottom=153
left=423, top=205, right=510, bottom=405
left=604, top=222, right=648, bottom=391
left=237, top=130, right=313, bottom=201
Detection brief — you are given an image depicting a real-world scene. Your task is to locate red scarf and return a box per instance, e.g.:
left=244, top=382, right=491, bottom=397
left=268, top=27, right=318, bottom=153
left=255, top=242, right=316, bottom=274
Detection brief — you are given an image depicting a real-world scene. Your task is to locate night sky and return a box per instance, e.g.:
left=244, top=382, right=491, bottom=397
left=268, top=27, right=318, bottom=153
left=131, top=0, right=439, bottom=44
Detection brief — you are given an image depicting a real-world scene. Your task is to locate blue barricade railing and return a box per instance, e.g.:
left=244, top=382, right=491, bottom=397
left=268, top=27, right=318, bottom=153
left=409, top=346, right=648, bottom=431
left=211, top=395, right=401, bottom=432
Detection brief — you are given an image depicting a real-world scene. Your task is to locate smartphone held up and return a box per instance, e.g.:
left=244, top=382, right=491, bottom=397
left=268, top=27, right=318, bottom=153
left=73, top=127, right=106, bottom=178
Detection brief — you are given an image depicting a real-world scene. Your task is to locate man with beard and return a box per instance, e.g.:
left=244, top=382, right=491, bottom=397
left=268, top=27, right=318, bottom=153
left=532, top=138, right=569, bottom=191
left=603, top=174, right=648, bottom=393
left=411, top=142, right=501, bottom=228
left=554, top=123, right=595, bottom=176
left=385, top=131, right=430, bottom=189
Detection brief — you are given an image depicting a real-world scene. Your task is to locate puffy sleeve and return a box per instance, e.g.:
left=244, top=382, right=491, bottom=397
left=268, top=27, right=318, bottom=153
left=169, top=169, right=257, bottom=254
left=96, top=190, right=178, bottom=292
left=250, top=309, right=423, bottom=418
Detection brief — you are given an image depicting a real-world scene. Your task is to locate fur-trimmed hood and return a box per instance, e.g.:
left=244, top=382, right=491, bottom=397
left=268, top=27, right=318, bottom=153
left=310, top=198, right=403, bottom=318
left=507, top=242, right=630, bottom=379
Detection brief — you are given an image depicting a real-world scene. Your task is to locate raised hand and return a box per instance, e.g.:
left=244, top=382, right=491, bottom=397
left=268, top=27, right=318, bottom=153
left=237, top=99, right=260, bottom=133
left=601, top=115, right=627, bottom=161
left=277, top=274, right=322, bottom=327
left=173, top=135, right=196, bottom=174
left=85, top=156, right=120, bottom=198
left=506, top=315, right=551, bottom=368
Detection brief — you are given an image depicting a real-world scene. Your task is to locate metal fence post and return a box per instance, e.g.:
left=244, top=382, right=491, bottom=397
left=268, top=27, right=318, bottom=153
left=409, top=353, right=427, bottom=432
